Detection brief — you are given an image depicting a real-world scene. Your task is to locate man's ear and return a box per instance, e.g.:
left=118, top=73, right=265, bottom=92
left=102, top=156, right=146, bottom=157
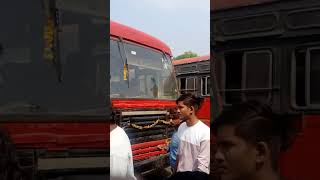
left=189, top=106, right=195, bottom=112
left=255, top=141, right=269, bottom=165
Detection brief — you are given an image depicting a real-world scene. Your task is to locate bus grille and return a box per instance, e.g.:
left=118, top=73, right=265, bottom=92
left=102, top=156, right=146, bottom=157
left=119, top=111, right=175, bottom=162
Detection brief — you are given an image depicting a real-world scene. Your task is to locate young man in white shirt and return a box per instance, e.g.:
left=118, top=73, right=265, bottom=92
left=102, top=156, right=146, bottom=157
left=169, top=93, right=210, bottom=180
left=110, top=112, right=136, bottom=180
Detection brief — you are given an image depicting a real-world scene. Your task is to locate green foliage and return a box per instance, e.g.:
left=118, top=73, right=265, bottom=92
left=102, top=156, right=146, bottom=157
left=174, top=51, right=198, bottom=60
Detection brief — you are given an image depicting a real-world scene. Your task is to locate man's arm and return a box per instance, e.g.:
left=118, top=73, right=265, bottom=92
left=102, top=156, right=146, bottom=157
left=124, top=131, right=136, bottom=180
left=127, top=147, right=136, bottom=180
left=127, top=151, right=137, bottom=180
left=173, top=155, right=179, bottom=173
left=196, top=140, right=210, bottom=174
left=173, top=134, right=180, bottom=174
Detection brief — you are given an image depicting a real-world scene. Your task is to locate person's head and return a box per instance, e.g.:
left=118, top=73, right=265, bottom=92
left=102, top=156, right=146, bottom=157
left=212, top=101, right=288, bottom=180
left=171, top=118, right=182, bottom=127
left=176, top=93, right=203, bottom=121
left=110, top=107, right=115, bottom=123
left=110, top=108, right=118, bottom=132
left=168, top=108, right=182, bottom=127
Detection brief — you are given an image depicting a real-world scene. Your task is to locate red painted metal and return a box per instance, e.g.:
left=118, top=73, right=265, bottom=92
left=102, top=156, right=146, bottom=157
left=113, top=99, right=175, bottom=162
left=279, top=115, right=320, bottom=180
left=132, top=139, right=166, bottom=150
left=133, top=150, right=167, bottom=161
left=112, top=99, right=176, bottom=109
left=173, top=55, right=210, bottom=66
left=132, top=147, right=160, bottom=156
left=110, top=20, right=172, bottom=57
left=197, top=96, right=211, bottom=127
left=0, top=123, right=108, bottom=149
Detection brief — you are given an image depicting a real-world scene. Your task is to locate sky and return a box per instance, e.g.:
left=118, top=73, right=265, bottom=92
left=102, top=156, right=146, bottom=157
left=110, top=0, right=210, bottom=57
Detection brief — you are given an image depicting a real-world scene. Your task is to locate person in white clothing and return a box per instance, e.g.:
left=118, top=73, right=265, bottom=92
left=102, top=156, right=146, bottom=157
left=168, top=93, right=210, bottom=180
left=110, top=112, right=136, bottom=180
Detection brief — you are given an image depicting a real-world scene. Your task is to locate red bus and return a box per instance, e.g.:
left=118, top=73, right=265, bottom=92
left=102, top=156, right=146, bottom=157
left=0, top=1, right=108, bottom=179
left=212, top=1, right=320, bottom=179
left=110, top=20, right=178, bottom=174
left=173, top=55, right=210, bottom=126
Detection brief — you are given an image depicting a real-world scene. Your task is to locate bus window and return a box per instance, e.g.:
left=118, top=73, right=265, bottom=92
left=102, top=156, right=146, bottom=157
left=110, top=39, right=125, bottom=98
left=310, top=48, right=320, bottom=104
left=224, top=50, right=272, bottom=104
left=110, top=39, right=177, bottom=100
left=201, top=76, right=210, bottom=96
left=187, top=77, right=196, bottom=94
left=180, top=77, right=186, bottom=94
left=178, top=77, right=196, bottom=94
left=0, top=0, right=108, bottom=116
left=243, top=50, right=272, bottom=102
left=293, top=47, right=320, bottom=107
left=207, top=76, right=211, bottom=95
left=295, top=49, right=307, bottom=107
left=202, top=77, right=206, bottom=95
left=225, top=52, right=243, bottom=103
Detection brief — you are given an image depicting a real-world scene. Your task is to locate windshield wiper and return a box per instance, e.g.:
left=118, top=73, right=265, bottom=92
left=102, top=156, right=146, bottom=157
left=53, top=8, right=63, bottom=83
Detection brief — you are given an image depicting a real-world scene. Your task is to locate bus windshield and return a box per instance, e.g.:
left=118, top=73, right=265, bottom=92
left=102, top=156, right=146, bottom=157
left=110, top=39, right=177, bottom=100
left=0, top=0, right=108, bottom=117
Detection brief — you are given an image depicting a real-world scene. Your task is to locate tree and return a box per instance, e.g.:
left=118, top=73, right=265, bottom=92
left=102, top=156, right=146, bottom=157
left=174, top=51, right=198, bottom=60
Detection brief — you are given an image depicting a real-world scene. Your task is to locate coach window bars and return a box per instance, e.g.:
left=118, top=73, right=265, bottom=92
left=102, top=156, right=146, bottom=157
left=179, top=77, right=196, bottom=95
left=242, top=50, right=273, bottom=102
left=222, top=49, right=273, bottom=105
left=201, top=76, right=210, bottom=96
left=292, top=46, right=320, bottom=109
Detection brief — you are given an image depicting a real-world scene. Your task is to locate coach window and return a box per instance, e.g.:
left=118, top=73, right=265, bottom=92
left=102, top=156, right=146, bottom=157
left=224, top=50, right=272, bottom=104
left=207, top=76, right=210, bottom=96
left=179, top=78, right=186, bottom=94
left=294, top=48, right=307, bottom=107
left=186, top=77, right=196, bottom=94
left=310, top=48, right=320, bottom=105
left=294, top=47, right=320, bottom=108
left=179, top=77, right=196, bottom=94
left=201, top=76, right=210, bottom=96
left=224, top=52, right=243, bottom=104
left=243, top=50, right=272, bottom=102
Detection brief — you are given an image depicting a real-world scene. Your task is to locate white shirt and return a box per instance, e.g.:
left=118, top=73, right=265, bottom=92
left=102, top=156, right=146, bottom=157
left=176, top=120, right=210, bottom=174
left=110, top=126, right=136, bottom=180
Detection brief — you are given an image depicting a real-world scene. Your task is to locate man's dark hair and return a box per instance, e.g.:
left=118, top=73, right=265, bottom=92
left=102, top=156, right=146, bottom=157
left=110, top=108, right=116, bottom=124
left=212, top=100, right=294, bottom=170
left=176, top=93, right=204, bottom=111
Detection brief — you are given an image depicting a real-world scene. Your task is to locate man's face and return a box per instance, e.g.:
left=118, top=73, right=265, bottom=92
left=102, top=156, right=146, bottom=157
left=215, top=125, right=257, bottom=180
left=176, top=101, right=193, bottom=121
